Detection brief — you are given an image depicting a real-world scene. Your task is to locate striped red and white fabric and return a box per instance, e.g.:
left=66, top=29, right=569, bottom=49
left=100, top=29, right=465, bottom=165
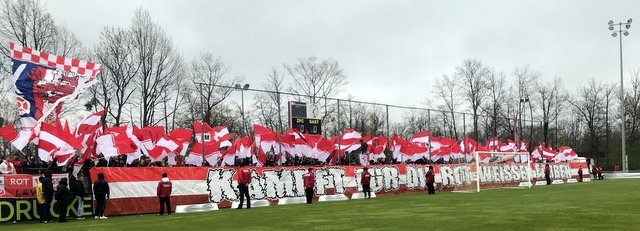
left=411, top=130, right=430, bottom=144
left=38, top=122, right=81, bottom=164
left=0, top=124, right=33, bottom=150
left=89, top=167, right=211, bottom=216
left=10, top=42, right=102, bottom=78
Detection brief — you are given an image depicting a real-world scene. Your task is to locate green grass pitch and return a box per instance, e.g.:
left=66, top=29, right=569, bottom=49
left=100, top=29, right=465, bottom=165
left=4, top=179, right=640, bottom=231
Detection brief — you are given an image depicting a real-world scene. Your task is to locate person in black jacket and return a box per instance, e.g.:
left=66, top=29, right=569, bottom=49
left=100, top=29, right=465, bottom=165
left=55, top=178, right=70, bottom=222
left=72, top=175, right=86, bottom=219
left=93, top=172, right=110, bottom=219
left=42, top=170, right=54, bottom=223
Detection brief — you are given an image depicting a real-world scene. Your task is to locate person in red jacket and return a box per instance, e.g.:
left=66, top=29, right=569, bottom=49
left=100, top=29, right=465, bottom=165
left=597, top=165, right=603, bottom=180
left=10, top=155, right=23, bottom=174
left=361, top=167, right=372, bottom=199
left=237, top=165, right=252, bottom=209
left=426, top=166, right=435, bottom=195
left=545, top=164, right=551, bottom=185
left=303, top=168, right=315, bottom=204
left=157, top=172, right=172, bottom=215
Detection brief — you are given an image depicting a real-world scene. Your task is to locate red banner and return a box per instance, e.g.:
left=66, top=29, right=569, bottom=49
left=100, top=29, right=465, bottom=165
left=0, top=174, right=67, bottom=198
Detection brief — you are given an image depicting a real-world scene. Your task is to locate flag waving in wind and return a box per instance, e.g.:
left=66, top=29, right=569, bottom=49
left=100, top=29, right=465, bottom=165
left=10, top=42, right=102, bottom=128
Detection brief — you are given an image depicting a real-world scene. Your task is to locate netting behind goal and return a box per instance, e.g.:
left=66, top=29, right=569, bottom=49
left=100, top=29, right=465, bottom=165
left=449, top=151, right=532, bottom=193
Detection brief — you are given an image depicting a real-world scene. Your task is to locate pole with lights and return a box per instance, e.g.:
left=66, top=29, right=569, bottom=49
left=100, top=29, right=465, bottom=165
left=609, top=19, right=632, bottom=172
left=235, top=83, right=250, bottom=136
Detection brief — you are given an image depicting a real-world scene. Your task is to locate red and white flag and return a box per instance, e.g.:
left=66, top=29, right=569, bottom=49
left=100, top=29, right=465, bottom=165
left=336, top=129, right=362, bottom=154
left=221, top=140, right=239, bottom=166
left=411, top=130, right=430, bottom=144
left=73, top=110, right=105, bottom=171
left=542, top=147, right=558, bottom=161
left=558, top=146, right=577, bottom=161
left=192, top=121, right=213, bottom=143
left=213, top=126, right=233, bottom=148
left=0, top=124, right=34, bottom=150
left=531, top=146, right=542, bottom=160
left=39, top=122, right=81, bottom=165
left=315, top=137, right=336, bottom=162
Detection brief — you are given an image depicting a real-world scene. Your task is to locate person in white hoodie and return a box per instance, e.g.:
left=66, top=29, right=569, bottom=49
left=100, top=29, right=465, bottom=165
left=156, top=173, right=173, bottom=215
left=0, top=156, right=16, bottom=174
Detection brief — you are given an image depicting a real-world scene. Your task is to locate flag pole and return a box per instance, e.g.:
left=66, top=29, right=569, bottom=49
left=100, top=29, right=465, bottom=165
left=199, top=83, right=206, bottom=167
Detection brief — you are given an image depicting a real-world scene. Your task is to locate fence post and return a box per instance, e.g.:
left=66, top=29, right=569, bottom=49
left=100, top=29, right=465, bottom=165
left=386, top=105, right=390, bottom=137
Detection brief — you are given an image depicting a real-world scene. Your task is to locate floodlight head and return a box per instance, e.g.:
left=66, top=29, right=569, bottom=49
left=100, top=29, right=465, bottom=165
left=234, top=83, right=241, bottom=89
left=609, top=26, right=615, bottom=31
left=624, top=31, right=629, bottom=36
left=243, top=84, right=250, bottom=90
left=626, top=24, right=631, bottom=29
left=612, top=32, right=618, bottom=37
left=609, top=20, right=614, bottom=25
left=628, top=18, right=633, bottom=23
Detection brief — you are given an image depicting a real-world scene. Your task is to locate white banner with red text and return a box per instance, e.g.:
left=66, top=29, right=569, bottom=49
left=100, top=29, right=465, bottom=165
left=87, top=162, right=587, bottom=216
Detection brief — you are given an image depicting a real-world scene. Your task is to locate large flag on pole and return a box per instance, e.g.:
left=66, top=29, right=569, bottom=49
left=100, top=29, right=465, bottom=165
left=10, top=42, right=102, bottom=128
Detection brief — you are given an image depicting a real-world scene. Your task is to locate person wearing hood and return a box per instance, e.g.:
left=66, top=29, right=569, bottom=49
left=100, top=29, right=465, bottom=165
left=54, top=178, right=70, bottom=223
left=157, top=172, right=173, bottom=215
left=93, top=172, right=110, bottom=219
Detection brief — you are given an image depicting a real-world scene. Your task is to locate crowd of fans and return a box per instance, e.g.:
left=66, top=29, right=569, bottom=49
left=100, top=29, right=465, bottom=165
left=0, top=145, right=589, bottom=176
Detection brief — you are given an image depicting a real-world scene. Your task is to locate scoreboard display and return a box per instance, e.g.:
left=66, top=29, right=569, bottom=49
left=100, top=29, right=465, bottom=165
left=291, top=117, right=322, bottom=135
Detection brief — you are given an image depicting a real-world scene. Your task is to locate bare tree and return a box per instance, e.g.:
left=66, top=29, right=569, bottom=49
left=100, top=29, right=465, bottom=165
left=286, top=57, right=346, bottom=104
left=0, top=0, right=56, bottom=53
left=625, top=69, right=640, bottom=145
left=285, top=57, right=346, bottom=136
left=253, top=67, right=286, bottom=132
left=513, top=65, right=539, bottom=146
left=534, top=76, right=567, bottom=145
left=433, top=74, right=461, bottom=139
left=569, top=79, right=608, bottom=157
left=50, top=25, right=86, bottom=58
left=456, top=58, right=489, bottom=140
left=482, top=70, right=508, bottom=138
left=130, top=9, right=182, bottom=127
left=187, top=52, right=239, bottom=126
left=94, top=27, right=139, bottom=126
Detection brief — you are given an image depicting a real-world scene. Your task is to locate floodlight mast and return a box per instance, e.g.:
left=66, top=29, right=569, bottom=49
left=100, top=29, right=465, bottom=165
left=608, top=19, right=632, bottom=172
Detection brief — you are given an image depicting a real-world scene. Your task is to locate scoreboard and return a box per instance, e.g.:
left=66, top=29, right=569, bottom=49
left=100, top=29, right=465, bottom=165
left=291, top=117, right=322, bottom=135
left=288, top=101, right=322, bottom=135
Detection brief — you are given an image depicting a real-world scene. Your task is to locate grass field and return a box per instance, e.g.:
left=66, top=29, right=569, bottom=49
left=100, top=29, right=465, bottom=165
left=3, top=179, right=640, bottom=231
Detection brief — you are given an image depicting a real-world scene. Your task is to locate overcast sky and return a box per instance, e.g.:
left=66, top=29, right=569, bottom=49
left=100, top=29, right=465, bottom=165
left=46, top=0, right=639, bottom=114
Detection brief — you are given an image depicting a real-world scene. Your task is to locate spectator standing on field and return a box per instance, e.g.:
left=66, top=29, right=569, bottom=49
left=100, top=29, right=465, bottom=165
left=591, top=165, right=597, bottom=180
left=36, top=176, right=46, bottom=223
left=597, top=165, right=603, bottom=180
left=42, top=170, right=54, bottom=223
left=55, top=178, right=70, bottom=223
left=304, top=168, right=315, bottom=204
left=426, top=166, right=435, bottom=194
left=361, top=167, right=372, bottom=199
left=73, top=174, right=86, bottom=219
left=93, top=172, right=110, bottom=219
left=236, top=165, right=251, bottom=209
left=157, top=172, right=173, bottom=215
left=578, top=167, right=583, bottom=182
left=544, top=164, right=551, bottom=185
